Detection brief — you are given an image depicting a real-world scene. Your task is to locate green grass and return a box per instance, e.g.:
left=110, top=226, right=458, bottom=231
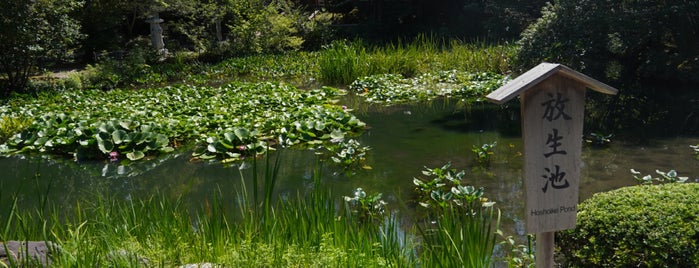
left=317, top=37, right=515, bottom=86
left=0, top=158, right=503, bottom=267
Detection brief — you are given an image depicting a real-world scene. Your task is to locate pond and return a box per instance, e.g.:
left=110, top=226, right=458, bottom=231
left=1, top=97, right=698, bottom=240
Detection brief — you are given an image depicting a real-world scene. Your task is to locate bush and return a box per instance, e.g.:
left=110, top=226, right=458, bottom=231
left=557, top=183, right=699, bottom=267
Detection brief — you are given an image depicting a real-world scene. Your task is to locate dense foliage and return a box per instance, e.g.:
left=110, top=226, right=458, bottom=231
left=557, top=183, right=699, bottom=267
left=0, top=83, right=365, bottom=162
left=318, top=38, right=514, bottom=85
left=516, top=0, right=699, bottom=85
left=349, top=70, right=509, bottom=104
left=0, top=0, right=83, bottom=96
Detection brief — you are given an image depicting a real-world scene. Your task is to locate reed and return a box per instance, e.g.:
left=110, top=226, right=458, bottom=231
left=317, top=36, right=515, bottom=86
left=0, top=157, right=501, bottom=267
left=418, top=204, right=501, bottom=267
left=318, top=40, right=369, bottom=85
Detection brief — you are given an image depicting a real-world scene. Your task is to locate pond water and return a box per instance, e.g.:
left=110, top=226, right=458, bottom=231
left=1, top=98, right=698, bottom=240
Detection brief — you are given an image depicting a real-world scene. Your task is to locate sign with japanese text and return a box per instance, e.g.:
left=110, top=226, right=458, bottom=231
left=486, top=62, right=618, bottom=267
left=521, top=75, right=585, bottom=233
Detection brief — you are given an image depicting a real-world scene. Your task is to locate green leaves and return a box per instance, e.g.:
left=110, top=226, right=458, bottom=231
left=0, top=82, right=365, bottom=163
left=349, top=70, right=509, bottom=105
left=631, top=169, right=689, bottom=185
left=558, top=183, right=699, bottom=267
left=413, top=163, right=491, bottom=211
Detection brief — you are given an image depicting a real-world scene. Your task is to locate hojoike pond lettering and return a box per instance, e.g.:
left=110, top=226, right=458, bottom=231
left=530, top=205, right=577, bottom=217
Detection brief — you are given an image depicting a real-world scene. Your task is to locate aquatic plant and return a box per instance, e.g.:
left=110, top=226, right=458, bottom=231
left=0, top=82, right=365, bottom=163
left=0, top=158, right=413, bottom=267
left=497, top=232, right=535, bottom=268
left=413, top=163, right=500, bottom=268
left=0, top=158, right=509, bottom=267
left=585, top=132, right=613, bottom=146
left=349, top=70, right=509, bottom=105
left=324, top=138, right=372, bottom=171
left=343, top=187, right=386, bottom=224
left=691, top=144, right=699, bottom=160
left=630, top=169, right=689, bottom=185
left=472, top=141, right=497, bottom=167
left=318, top=40, right=369, bottom=85
left=317, top=37, right=513, bottom=86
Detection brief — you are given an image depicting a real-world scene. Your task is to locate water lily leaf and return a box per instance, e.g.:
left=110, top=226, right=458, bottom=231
left=225, top=152, right=241, bottom=158
left=112, top=130, right=128, bottom=144
left=126, top=150, right=145, bottom=161
left=34, top=136, right=49, bottom=146
left=0, top=144, right=15, bottom=154
left=198, top=153, right=217, bottom=160
left=119, top=120, right=140, bottom=130
left=141, top=124, right=153, bottom=132
left=154, top=134, right=169, bottom=148
left=95, top=132, right=111, bottom=143
left=314, top=121, right=326, bottom=131
left=160, top=146, right=175, bottom=153
left=98, top=139, right=114, bottom=154
left=223, top=132, right=236, bottom=143
left=234, top=128, right=250, bottom=141
left=132, top=132, right=146, bottom=145
left=330, top=129, right=345, bottom=140
left=207, top=143, right=218, bottom=153
left=97, top=123, right=109, bottom=133
left=218, top=139, right=235, bottom=149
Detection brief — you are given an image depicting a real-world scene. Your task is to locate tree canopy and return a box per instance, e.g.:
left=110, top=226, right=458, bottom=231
left=0, top=0, right=83, bottom=96
left=516, top=0, right=699, bottom=86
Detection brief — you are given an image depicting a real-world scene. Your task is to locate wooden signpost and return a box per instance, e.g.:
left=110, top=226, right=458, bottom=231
left=486, top=63, right=618, bottom=268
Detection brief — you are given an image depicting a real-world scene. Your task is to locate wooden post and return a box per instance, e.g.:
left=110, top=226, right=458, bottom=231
left=536, top=232, right=554, bottom=268
left=486, top=63, right=618, bottom=267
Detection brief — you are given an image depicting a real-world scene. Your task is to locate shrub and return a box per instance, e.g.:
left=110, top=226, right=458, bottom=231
left=557, top=183, right=699, bottom=267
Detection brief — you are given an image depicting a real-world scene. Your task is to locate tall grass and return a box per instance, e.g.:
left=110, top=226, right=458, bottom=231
left=318, top=40, right=369, bottom=85
left=318, top=35, right=515, bottom=85
left=418, top=204, right=501, bottom=267
left=0, top=157, right=502, bottom=267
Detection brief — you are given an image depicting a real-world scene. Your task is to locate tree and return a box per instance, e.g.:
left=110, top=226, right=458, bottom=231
left=516, top=0, right=699, bottom=85
left=0, top=0, right=83, bottom=97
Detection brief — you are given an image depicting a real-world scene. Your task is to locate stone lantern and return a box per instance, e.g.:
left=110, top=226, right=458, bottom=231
left=145, top=13, right=165, bottom=52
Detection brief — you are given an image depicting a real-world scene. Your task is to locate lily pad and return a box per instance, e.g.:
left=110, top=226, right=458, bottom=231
left=126, top=150, right=145, bottom=161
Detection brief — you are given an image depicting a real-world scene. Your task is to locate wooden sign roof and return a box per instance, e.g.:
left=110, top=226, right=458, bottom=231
left=486, top=63, right=619, bottom=105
